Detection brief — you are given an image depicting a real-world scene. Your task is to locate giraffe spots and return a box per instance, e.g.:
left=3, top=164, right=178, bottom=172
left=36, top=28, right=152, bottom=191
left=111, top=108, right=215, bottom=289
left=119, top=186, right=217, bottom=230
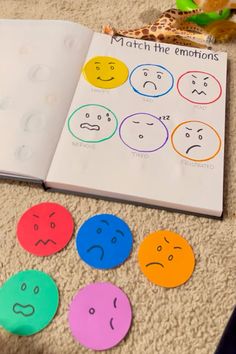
left=158, top=26, right=163, bottom=29
left=165, top=14, right=171, bottom=18
left=158, top=34, right=165, bottom=41
left=148, top=35, right=156, bottom=40
left=135, top=31, right=141, bottom=36
left=150, top=26, right=157, bottom=31
left=165, top=27, right=171, bottom=31
left=142, top=29, right=149, bottom=35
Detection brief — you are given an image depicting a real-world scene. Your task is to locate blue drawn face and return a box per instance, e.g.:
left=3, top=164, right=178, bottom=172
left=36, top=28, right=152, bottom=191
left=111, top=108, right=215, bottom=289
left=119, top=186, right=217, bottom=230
left=129, top=64, right=174, bottom=98
left=76, top=214, right=133, bottom=269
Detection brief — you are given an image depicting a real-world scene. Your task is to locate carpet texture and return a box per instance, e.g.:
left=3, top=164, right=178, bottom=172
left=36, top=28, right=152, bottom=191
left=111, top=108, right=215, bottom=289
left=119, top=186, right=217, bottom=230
left=0, top=1, right=235, bottom=353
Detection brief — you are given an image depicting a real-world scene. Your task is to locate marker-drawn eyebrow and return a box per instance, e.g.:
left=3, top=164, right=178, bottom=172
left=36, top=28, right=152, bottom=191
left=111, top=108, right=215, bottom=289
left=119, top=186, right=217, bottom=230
left=116, top=229, right=124, bottom=237
left=142, top=69, right=149, bottom=71
left=197, top=129, right=203, bottom=132
left=156, top=71, right=164, bottom=74
left=185, top=127, right=192, bottom=131
left=132, top=121, right=140, bottom=124
left=101, top=219, right=109, bottom=226
left=33, top=214, right=39, bottom=218
left=146, top=123, right=154, bottom=126
left=108, top=62, right=115, bottom=64
left=164, top=237, right=169, bottom=244
left=204, top=77, right=209, bottom=80
left=113, top=297, right=117, bottom=308
left=49, top=212, right=55, bottom=218
left=192, top=75, right=197, bottom=78
left=174, top=246, right=182, bottom=249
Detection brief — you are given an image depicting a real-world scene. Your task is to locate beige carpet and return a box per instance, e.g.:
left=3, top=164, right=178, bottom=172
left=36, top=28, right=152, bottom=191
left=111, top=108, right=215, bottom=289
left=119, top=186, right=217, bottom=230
left=0, top=0, right=235, bottom=353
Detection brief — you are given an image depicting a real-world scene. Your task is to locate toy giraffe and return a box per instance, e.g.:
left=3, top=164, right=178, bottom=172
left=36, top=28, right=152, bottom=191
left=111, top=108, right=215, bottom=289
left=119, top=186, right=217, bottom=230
left=195, top=0, right=236, bottom=12
left=103, top=8, right=215, bottom=48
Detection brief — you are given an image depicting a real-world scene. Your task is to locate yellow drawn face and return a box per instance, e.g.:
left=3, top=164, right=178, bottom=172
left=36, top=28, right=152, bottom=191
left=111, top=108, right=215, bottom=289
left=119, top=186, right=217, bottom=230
left=138, top=230, right=195, bottom=288
left=82, top=56, right=129, bottom=89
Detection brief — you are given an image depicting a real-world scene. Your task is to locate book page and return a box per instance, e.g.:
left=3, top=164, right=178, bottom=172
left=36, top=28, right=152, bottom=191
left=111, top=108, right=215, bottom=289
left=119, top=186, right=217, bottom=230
left=0, top=20, right=93, bottom=180
left=46, top=33, right=227, bottom=217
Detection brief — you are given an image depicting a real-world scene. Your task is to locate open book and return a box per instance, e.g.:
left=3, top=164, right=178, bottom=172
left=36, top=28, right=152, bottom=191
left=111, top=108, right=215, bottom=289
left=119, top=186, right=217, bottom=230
left=0, top=20, right=227, bottom=217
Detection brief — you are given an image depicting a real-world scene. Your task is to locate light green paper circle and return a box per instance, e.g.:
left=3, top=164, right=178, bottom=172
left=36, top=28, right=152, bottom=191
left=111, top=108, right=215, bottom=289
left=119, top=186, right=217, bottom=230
left=176, top=0, right=231, bottom=26
left=0, top=270, right=59, bottom=336
left=67, top=104, right=118, bottom=143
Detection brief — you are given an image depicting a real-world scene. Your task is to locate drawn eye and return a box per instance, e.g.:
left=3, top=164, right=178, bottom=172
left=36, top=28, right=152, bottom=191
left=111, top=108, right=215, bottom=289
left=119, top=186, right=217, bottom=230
left=85, top=113, right=89, bottom=118
left=108, top=117, right=111, bottom=122
left=185, top=133, right=190, bottom=138
left=34, top=286, right=39, bottom=294
left=157, top=245, right=162, bottom=252
left=96, top=66, right=100, bottom=70
left=204, top=82, right=208, bottom=87
left=110, top=66, right=114, bottom=70
left=96, top=227, right=102, bottom=234
left=111, top=237, right=117, bottom=244
left=21, top=283, right=27, bottom=291
left=50, top=221, right=56, bottom=229
left=157, top=74, right=162, bottom=79
left=192, top=80, right=196, bottom=85
left=198, top=135, right=203, bottom=140
left=144, top=72, right=148, bottom=76
left=34, top=224, right=39, bottom=231
left=168, top=255, right=173, bottom=261
left=89, top=307, right=95, bottom=315
left=97, top=115, right=102, bottom=120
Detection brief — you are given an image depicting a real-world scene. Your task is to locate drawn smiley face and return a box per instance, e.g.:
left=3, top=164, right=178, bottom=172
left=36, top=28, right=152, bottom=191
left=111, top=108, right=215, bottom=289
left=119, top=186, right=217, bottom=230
left=171, top=120, right=221, bottom=162
left=177, top=71, right=222, bottom=104
left=129, top=64, right=174, bottom=98
left=138, top=230, right=195, bottom=288
left=68, top=104, right=118, bottom=143
left=68, top=282, right=132, bottom=350
left=0, top=270, right=59, bottom=336
left=17, top=202, right=74, bottom=257
left=76, top=214, right=133, bottom=269
left=119, top=113, right=169, bottom=152
left=82, top=56, right=129, bottom=89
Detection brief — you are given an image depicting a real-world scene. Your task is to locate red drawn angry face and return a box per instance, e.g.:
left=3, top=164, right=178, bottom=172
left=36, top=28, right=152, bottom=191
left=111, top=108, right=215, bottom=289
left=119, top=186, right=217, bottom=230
left=17, top=202, right=74, bottom=256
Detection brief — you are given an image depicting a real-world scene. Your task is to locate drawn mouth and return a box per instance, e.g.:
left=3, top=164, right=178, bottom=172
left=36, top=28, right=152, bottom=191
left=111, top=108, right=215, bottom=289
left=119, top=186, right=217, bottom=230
left=143, top=81, right=157, bottom=90
left=110, top=317, right=114, bottom=330
left=35, top=239, right=56, bottom=246
left=80, top=123, right=100, bottom=131
left=87, top=245, right=104, bottom=260
left=186, top=145, right=201, bottom=154
left=13, top=303, right=35, bottom=317
left=192, top=89, right=206, bottom=95
left=97, top=77, right=114, bottom=81
left=145, top=262, right=164, bottom=268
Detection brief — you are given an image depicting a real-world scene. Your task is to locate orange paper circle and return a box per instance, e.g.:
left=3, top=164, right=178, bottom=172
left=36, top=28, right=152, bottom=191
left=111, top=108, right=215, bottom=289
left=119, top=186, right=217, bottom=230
left=138, top=230, right=195, bottom=288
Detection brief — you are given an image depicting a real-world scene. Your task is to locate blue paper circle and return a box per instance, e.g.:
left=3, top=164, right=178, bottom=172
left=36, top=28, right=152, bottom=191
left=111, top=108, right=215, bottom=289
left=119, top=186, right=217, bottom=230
left=76, top=214, right=133, bottom=269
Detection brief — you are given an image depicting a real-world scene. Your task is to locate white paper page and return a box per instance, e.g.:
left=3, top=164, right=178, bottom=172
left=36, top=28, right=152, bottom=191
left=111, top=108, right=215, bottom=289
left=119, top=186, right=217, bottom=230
left=47, top=33, right=227, bottom=216
left=0, top=20, right=93, bottom=180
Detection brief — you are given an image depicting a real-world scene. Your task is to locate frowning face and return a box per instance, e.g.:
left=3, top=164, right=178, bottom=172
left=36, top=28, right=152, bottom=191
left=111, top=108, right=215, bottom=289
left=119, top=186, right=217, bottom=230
left=177, top=71, right=222, bottom=104
left=171, top=120, right=221, bottom=162
left=129, top=64, right=174, bottom=98
left=68, top=104, right=118, bottom=143
left=138, top=230, right=195, bottom=288
left=82, top=56, right=129, bottom=89
left=17, top=202, right=74, bottom=256
left=68, top=282, right=132, bottom=350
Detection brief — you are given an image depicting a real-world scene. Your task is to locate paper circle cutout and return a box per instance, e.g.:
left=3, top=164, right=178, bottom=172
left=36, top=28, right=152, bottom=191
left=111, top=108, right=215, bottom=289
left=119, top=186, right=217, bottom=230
left=138, top=230, right=195, bottom=288
left=82, top=56, right=129, bottom=89
left=17, top=202, right=74, bottom=256
left=76, top=214, right=133, bottom=269
left=0, top=270, right=59, bottom=336
left=68, top=282, right=132, bottom=350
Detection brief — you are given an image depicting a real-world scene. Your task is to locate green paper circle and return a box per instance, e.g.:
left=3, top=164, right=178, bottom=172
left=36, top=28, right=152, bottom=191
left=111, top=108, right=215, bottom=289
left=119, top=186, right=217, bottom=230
left=176, top=0, right=231, bottom=25
left=0, top=270, right=59, bottom=336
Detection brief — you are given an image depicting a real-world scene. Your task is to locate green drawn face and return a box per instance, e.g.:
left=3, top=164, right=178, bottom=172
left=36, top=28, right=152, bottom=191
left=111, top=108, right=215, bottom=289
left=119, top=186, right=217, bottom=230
left=0, top=270, right=59, bottom=336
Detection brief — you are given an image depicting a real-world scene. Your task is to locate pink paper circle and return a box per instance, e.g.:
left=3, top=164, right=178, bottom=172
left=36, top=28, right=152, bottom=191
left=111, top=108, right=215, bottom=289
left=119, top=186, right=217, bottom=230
left=17, top=202, right=74, bottom=256
left=68, top=282, right=132, bottom=350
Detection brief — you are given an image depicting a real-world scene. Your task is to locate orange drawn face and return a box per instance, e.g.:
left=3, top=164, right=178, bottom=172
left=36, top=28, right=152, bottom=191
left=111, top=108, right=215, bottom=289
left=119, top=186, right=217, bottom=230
left=138, top=230, right=195, bottom=288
